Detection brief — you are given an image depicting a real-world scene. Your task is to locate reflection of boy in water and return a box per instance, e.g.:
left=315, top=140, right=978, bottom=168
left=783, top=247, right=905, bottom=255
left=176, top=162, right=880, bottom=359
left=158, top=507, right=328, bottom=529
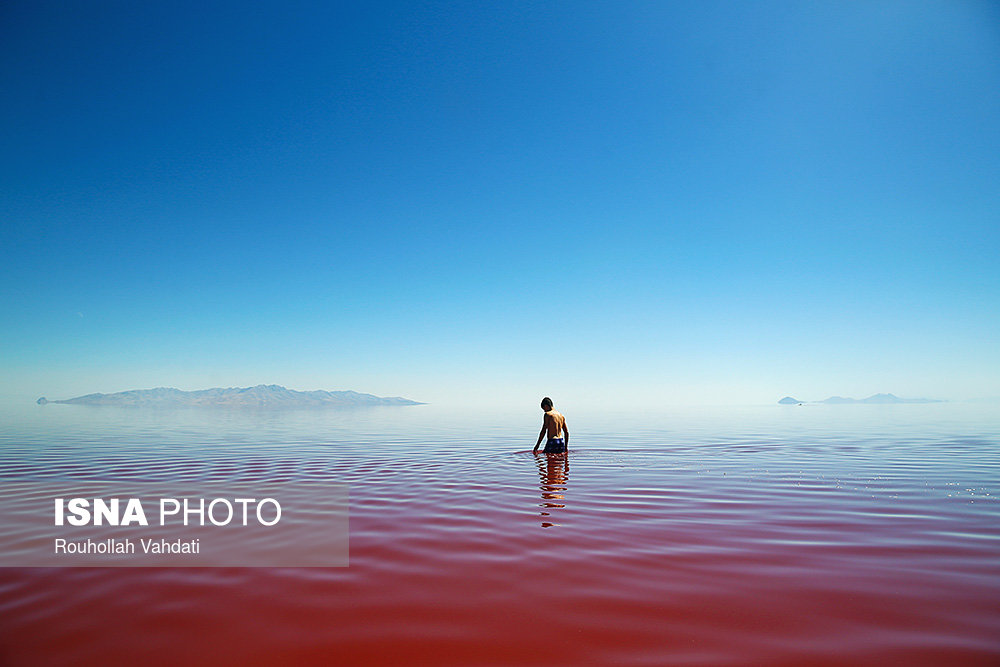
left=537, top=451, right=569, bottom=527
left=533, top=397, right=569, bottom=454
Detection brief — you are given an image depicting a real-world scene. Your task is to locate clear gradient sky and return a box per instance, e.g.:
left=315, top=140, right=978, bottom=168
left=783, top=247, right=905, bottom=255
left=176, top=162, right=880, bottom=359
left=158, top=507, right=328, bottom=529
left=2, top=1, right=998, bottom=408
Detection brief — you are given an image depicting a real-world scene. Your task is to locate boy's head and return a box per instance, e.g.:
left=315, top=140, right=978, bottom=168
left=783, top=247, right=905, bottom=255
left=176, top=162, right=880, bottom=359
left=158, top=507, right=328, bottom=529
left=540, top=397, right=553, bottom=410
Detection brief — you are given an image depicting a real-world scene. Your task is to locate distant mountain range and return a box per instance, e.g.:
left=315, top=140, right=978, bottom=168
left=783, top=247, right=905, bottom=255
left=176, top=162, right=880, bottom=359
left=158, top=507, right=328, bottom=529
left=778, top=393, right=942, bottom=405
left=37, top=385, right=423, bottom=408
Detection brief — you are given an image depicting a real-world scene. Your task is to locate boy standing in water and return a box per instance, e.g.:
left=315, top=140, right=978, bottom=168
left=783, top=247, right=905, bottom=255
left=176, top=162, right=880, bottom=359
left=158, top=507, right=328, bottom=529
left=534, top=397, right=569, bottom=454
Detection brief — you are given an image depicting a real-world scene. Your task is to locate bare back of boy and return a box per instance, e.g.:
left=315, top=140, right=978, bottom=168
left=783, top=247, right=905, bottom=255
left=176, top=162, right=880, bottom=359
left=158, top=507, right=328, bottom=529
left=543, top=410, right=566, bottom=440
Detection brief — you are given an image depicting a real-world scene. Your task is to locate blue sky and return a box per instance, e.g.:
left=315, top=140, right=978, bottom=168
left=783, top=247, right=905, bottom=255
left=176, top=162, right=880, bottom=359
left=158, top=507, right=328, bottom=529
left=2, top=1, right=998, bottom=408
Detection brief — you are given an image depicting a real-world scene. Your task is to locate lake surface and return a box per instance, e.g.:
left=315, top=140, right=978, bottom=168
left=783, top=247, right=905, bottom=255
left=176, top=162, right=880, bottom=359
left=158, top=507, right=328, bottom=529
left=1, top=402, right=998, bottom=665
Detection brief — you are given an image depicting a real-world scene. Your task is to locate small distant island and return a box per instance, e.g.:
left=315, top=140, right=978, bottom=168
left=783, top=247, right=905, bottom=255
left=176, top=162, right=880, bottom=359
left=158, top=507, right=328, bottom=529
left=778, top=393, right=942, bottom=406
left=37, top=385, right=423, bottom=408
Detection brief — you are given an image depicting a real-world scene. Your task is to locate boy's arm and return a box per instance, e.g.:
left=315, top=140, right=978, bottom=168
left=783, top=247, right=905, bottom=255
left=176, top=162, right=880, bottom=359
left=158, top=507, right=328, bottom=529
left=534, top=423, right=546, bottom=453
left=563, top=421, right=569, bottom=449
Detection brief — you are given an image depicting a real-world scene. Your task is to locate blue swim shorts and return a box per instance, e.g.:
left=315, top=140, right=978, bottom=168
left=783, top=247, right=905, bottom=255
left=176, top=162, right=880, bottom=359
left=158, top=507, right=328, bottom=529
left=544, top=437, right=566, bottom=453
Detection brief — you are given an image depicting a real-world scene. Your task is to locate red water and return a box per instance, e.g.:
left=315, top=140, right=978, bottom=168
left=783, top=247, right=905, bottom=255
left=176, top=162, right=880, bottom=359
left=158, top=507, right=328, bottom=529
left=1, top=405, right=998, bottom=665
